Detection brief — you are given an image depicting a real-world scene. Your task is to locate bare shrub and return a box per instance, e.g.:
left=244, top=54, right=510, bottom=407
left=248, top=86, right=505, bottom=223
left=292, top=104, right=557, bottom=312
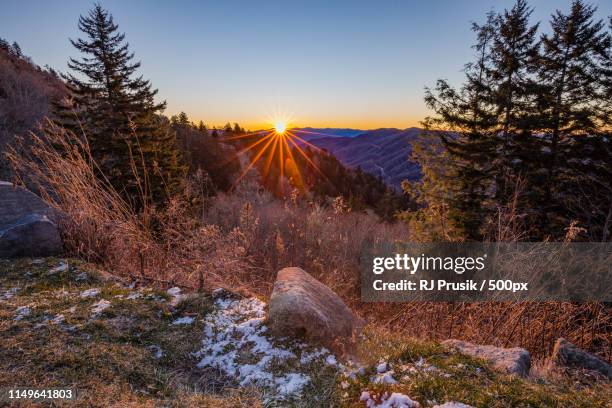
left=204, top=184, right=409, bottom=299
left=7, top=121, right=253, bottom=292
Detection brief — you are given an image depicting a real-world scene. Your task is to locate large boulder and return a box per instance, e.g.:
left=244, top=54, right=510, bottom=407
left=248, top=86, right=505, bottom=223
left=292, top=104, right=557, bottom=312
left=551, top=338, right=612, bottom=379
left=442, top=339, right=531, bottom=377
left=268, top=267, right=364, bottom=353
left=0, top=181, right=62, bottom=258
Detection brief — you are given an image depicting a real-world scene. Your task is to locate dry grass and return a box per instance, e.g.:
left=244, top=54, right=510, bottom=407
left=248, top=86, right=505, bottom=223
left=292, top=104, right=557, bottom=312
left=6, top=122, right=611, bottom=363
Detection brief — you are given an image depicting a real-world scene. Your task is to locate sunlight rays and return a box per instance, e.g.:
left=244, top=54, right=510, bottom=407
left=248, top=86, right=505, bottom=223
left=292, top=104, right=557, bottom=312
left=230, top=124, right=327, bottom=193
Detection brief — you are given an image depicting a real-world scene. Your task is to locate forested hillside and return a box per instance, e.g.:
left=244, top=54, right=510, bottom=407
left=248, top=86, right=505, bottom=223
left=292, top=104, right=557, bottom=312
left=0, top=40, right=66, bottom=179
left=298, top=127, right=426, bottom=189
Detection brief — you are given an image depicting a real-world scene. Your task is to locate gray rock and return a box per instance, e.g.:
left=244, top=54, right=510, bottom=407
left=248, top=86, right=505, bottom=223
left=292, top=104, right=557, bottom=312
left=268, top=267, right=364, bottom=353
left=551, top=338, right=612, bottom=379
left=442, top=339, right=531, bottom=377
left=0, top=182, right=62, bottom=258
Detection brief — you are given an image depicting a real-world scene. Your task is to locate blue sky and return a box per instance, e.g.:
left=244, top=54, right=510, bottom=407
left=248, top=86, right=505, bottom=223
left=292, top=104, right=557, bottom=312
left=2, top=0, right=610, bottom=129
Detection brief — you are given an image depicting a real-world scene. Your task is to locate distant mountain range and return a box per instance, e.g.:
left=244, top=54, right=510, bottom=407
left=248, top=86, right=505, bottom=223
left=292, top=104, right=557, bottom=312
left=296, top=127, right=366, bottom=138
left=292, top=127, right=428, bottom=189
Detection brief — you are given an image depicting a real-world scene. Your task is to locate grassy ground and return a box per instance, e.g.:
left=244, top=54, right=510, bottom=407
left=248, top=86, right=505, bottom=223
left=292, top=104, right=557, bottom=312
left=0, top=258, right=609, bottom=407
left=340, top=330, right=611, bottom=407
left=0, top=257, right=262, bottom=407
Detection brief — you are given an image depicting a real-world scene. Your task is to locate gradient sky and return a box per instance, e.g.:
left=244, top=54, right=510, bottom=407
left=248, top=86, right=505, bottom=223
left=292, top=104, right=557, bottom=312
left=2, top=0, right=610, bottom=129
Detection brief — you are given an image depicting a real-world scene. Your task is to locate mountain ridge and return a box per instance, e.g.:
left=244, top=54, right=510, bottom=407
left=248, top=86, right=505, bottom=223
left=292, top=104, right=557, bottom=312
left=292, top=127, right=428, bottom=189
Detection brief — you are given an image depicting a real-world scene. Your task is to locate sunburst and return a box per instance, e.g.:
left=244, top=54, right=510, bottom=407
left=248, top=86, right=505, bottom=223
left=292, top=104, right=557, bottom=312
left=222, top=116, right=337, bottom=194
left=274, top=121, right=287, bottom=135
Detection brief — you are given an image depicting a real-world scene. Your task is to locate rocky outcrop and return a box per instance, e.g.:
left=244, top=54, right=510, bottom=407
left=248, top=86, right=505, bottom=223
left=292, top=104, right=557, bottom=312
left=268, top=267, right=364, bottom=353
left=0, top=182, right=62, bottom=258
left=551, top=338, right=612, bottom=379
left=442, top=339, right=531, bottom=377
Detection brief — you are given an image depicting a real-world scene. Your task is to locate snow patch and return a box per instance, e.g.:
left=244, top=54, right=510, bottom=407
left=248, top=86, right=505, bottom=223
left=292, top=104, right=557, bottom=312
left=80, top=288, right=100, bottom=298
left=91, top=299, right=111, bottom=317
left=172, top=316, right=195, bottom=325
left=194, top=296, right=339, bottom=403
left=167, top=287, right=182, bottom=297
left=371, top=371, right=398, bottom=384
left=2, top=287, right=19, bottom=300
left=360, top=391, right=420, bottom=408
left=433, top=403, right=474, bottom=408
left=167, top=287, right=185, bottom=306
left=75, top=272, right=88, bottom=281
left=148, top=345, right=164, bottom=359
left=51, top=314, right=65, bottom=324
left=326, top=354, right=338, bottom=366
left=126, top=291, right=142, bottom=300
left=48, top=262, right=68, bottom=274
left=14, top=306, right=31, bottom=321
left=275, top=373, right=310, bottom=395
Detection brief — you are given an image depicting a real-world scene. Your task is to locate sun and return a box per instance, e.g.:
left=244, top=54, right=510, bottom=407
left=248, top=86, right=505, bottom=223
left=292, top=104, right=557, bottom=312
left=274, top=121, right=287, bottom=135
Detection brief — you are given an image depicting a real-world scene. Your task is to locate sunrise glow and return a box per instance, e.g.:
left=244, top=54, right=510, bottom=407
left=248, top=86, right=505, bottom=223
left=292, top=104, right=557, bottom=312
left=274, top=122, right=287, bottom=135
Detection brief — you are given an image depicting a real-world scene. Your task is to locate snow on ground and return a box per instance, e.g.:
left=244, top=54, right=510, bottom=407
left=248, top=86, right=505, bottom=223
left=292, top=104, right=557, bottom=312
left=80, top=288, right=101, bottom=298
left=194, top=295, right=340, bottom=403
left=75, top=272, right=88, bottom=281
left=360, top=391, right=421, bottom=408
left=371, top=361, right=399, bottom=384
left=167, top=287, right=185, bottom=306
left=126, top=291, right=142, bottom=300
left=2, top=287, right=19, bottom=300
left=91, top=299, right=111, bottom=317
left=48, top=262, right=68, bottom=274
left=433, top=403, right=474, bottom=408
left=172, top=316, right=195, bottom=325
left=148, top=345, right=164, bottom=359
left=51, top=314, right=65, bottom=324
left=371, top=371, right=399, bottom=384
left=14, top=306, right=31, bottom=321
left=167, top=287, right=182, bottom=297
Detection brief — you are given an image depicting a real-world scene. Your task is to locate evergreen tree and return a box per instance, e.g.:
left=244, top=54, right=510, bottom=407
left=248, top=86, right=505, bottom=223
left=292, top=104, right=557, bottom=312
left=0, top=38, right=9, bottom=51
left=419, top=10, right=500, bottom=239
left=54, top=3, right=185, bottom=205
left=536, top=2, right=611, bottom=237
left=177, top=111, right=190, bottom=126
left=538, top=0, right=610, bottom=177
left=197, top=120, right=208, bottom=133
left=409, top=0, right=611, bottom=240
left=10, top=42, right=22, bottom=58
left=488, top=0, right=541, bottom=208
left=233, top=122, right=243, bottom=134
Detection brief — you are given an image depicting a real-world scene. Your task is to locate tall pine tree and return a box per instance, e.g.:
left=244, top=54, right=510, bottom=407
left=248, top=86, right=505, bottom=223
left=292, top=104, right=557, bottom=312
left=536, top=0, right=610, bottom=237
left=418, top=10, right=500, bottom=239
left=55, top=4, right=185, bottom=205
left=538, top=0, right=609, bottom=174
left=409, top=0, right=611, bottom=241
